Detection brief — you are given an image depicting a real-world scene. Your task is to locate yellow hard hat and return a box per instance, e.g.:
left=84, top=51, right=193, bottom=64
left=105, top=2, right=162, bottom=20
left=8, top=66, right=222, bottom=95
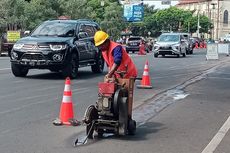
left=94, top=30, right=109, bottom=46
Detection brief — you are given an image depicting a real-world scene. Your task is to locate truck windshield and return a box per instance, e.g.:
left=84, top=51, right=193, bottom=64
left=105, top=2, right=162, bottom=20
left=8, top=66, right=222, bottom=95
left=158, top=35, right=180, bottom=42
left=31, top=22, right=75, bottom=37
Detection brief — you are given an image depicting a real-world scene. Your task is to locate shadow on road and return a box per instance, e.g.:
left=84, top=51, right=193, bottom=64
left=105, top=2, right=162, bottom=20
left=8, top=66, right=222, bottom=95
left=67, top=122, right=165, bottom=148
left=120, top=122, right=165, bottom=141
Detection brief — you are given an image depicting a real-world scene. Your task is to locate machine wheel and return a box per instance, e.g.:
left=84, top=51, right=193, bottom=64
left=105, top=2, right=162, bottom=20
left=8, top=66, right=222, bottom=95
left=91, top=50, right=104, bottom=73
left=118, top=96, right=129, bottom=136
left=154, top=53, right=158, bottom=58
left=11, top=63, right=29, bottom=77
left=114, top=89, right=128, bottom=117
left=83, top=105, right=98, bottom=139
left=128, top=119, right=136, bottom=135
left=62, top=53, right=78, bottom=79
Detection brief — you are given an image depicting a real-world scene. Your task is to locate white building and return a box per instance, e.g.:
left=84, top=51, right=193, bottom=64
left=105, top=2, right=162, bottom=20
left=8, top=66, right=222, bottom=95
left=177, top=0, right=230, bottom=40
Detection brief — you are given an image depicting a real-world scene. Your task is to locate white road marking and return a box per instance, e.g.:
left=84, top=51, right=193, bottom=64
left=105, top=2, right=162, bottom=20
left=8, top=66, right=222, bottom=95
left=201, top=116, right=230, bottom=153
left=173, top=93, right=189, bottom=100
left=207, top=76, right=230, bottom=80
left=0, top=68, right=10, bottom=71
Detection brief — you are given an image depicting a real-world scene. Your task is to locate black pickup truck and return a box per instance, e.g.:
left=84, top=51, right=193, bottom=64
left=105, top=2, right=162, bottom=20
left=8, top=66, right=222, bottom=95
left=10, top=19, right=104, bottom=78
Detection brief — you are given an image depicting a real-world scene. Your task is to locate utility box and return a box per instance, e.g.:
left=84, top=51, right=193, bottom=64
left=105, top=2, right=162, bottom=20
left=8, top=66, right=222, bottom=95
left=206, top=43, right=219, bottom=60
left=218, top=43, right=230, bottom=56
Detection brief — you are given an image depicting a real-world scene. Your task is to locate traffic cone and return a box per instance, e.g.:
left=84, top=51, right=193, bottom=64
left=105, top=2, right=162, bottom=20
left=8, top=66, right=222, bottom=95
left=195, top=42, right=199, bottom=49
left=53, top=77, right=79, bottom=126
left=137, top=60, right=153, bottom=89
left=138, top=43, right=146, bottom=55
left=203, top=42, right=207, bottom=48
left=200, top=42, right=203, bottom=48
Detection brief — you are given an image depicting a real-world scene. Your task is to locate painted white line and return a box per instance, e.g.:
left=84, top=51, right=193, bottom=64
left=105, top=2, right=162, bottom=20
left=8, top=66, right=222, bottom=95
left=207, top=76, right=230, bottom=80
left=0, top=68, right=10, bottom=71
left=201, top=116, right=230, bottom=153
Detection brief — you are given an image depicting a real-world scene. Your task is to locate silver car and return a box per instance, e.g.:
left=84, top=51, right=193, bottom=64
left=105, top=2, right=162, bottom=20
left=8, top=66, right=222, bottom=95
left=153, top=33, right=187, bottom=58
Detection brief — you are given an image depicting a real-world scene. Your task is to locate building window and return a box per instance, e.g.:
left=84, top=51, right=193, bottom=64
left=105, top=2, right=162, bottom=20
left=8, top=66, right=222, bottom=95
left=223, top=10, right=228, bottom=25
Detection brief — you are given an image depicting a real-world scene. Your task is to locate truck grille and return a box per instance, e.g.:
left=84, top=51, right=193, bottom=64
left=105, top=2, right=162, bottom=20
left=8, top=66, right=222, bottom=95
left=21, top=53, right=45, bottom=60
left=22, top=44, right=50, bottom=50
left=160, top=46, right=172, bottom=50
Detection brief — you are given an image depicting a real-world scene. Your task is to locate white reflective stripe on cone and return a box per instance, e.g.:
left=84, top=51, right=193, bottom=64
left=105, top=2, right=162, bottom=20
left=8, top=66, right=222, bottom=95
left=143, top=71, right=149, bottom=76
left=64, top=85, right=71, bottom=91
left=62, top=96, right=72, bottom=103
left=144, top=64, right=148, bottom=69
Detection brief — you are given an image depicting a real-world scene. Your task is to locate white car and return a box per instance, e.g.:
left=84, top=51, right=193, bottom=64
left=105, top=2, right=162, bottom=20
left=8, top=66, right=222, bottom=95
left=153, top=33, right=187, bottom=58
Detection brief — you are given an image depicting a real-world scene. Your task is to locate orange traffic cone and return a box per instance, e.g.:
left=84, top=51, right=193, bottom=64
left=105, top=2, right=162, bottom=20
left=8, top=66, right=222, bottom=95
left=53, top=77, right=79, bottom=126
left=200, top=42, right=203, bottom=48
left=137, top=60, right=153, bottom=89
left=138, top=43, right=146, bottom=55
left=203, top=42, right=207, bottom=48
left=195, top=42, right=199, bottom=49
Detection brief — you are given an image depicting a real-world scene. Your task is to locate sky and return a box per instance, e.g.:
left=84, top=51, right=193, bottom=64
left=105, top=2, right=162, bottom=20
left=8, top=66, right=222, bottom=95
left=120, top=0, right=179, bottom=9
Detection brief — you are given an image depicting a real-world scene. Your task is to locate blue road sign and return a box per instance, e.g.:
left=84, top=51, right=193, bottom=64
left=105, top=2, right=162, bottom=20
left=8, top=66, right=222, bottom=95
left=124, top=4, right=144, bottom=22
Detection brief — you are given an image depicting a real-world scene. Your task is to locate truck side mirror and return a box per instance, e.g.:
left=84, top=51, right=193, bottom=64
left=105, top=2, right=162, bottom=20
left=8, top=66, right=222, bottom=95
left=24, top=30, right=30, bottom=36
left=78, top=32, right=88, bottom=39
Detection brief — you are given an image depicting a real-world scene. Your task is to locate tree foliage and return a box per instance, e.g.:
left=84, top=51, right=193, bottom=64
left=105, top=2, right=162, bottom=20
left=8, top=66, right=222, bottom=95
left=182, top=15, right=212, bottom=33
left=0, top=1, right=212, bottom=38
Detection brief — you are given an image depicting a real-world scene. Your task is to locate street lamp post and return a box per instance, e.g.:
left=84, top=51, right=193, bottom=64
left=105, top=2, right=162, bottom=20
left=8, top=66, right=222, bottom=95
left=211, top=3, right=217, bottom=40
left=197, top=11, right=200, bottom=38
left=197, top=1, right=201, bottom=38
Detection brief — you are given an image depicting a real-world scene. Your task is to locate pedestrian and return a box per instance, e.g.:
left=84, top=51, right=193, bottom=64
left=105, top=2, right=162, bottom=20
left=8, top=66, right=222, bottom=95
left=94, top=30, right=137, bottom=80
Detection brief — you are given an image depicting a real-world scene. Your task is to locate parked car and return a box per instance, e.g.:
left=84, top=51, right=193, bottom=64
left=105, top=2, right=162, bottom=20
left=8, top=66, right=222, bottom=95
left=153, top=33, right=187, bottom=58
left=190, top=37, right=202, bottom=47
left=10, top=19, right=104, bottom=78
left=126, top=36, right=149, bottom=53
left=0, top=23, right=25, bottom=56
left=0, top=33, right=13, bottom=56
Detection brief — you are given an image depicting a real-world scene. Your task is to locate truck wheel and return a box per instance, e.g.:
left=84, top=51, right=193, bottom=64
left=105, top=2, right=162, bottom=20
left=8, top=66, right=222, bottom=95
left=154, top=53, right=158, bottom=58
left=118, top=94, right=129, bottom=136
left=11, top=63, right=29, bottom=77
left=91, top=51, right=104, bottom=73
left=62, top=54, right=78, bottom=79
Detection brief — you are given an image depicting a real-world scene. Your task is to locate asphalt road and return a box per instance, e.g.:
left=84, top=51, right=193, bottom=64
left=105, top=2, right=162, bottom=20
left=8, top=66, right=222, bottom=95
left=0, top=49, right=229, bottom=153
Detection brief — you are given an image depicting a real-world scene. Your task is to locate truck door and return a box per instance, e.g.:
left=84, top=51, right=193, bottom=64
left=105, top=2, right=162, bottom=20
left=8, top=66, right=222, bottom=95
left=79, top=24, right=98, bottom=59
left=76, top=24, right=89, bottom=61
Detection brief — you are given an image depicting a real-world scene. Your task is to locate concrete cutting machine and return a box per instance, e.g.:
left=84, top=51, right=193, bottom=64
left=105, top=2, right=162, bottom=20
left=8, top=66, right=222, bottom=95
left=83, top=71, right=136, bottom=139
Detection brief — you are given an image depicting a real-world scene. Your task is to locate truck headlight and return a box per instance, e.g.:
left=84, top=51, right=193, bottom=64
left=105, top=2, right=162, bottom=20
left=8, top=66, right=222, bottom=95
left=50, top=44, right=67, bottom=51
left=13, top=44, right=24, bottom=50
left=11, top=51, right=18, bottom=60
left=153, top=45, right=160, bottom=50
left=172, top=44, right=180, bottom=50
